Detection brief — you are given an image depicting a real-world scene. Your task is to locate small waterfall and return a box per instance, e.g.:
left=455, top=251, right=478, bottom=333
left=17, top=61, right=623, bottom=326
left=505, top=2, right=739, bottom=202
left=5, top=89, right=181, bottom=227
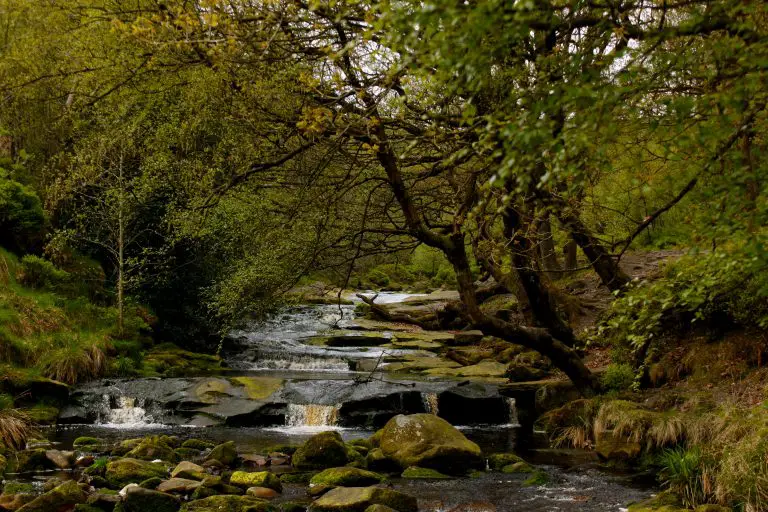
left=90, top=394, right=157, bottom=427
left=422, top=392, right=439, bottom=415
left=285, top=404, right=341, bottom=427
left=506, top=397, right=519, bottom=426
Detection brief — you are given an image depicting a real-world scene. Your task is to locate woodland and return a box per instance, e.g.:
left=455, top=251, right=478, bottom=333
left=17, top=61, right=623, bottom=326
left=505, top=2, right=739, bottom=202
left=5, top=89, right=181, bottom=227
left=0, top=1, right=766, bottom=512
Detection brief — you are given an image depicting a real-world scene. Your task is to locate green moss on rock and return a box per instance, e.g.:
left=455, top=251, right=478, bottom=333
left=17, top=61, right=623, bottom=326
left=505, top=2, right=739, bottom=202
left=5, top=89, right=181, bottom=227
left=307, top=486, right=418, bottom=512
left=182, top=439, right=215, bottom=451
left=487, top=453, right=524, bottom=471
left=126, top=436, right=178, bottom=462
left=205, top=441, right=238, bottom=467
left=400, top=466, right=450, bottom=479
left=105, top=458, right=169, bottom=488
left=16, top=481, right=87, bottom=512
left=230, top=471, right=282, bottom=492
left=310, top=468, right=385, bottom=489
left=179, top=495, right=274, bottom=512
left=293, top=432, right=350, bottom=471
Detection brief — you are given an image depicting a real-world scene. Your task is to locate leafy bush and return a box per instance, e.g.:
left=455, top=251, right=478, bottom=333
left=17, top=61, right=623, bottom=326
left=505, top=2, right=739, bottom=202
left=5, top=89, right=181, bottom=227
left=601, top=363, right=636, bottom=392
left=0, top=177, right=45, bottom=251
left=18, top=255, right=70, bottom=290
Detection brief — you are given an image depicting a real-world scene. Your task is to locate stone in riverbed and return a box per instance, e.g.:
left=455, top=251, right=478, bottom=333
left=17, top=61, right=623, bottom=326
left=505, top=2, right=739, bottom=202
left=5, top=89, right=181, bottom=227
left=308, top=487, right=417, bottom=512
left=118, top=487, right=181, bottom=512
left=204, top=441, right=238, bottom=467
left=379, top=414, right=482, bottom=475
left=126, top=436, right=178, bottom=462
left=179, top=495, right=272, bottom=512
left=105, top=458, right=170, bottom=488
left=44, top=449, right=74, bottom=469
left=486, top=453, right=524, bottom=471
left=400, top=466, right=450, bottom=479
left=310, top=467, right=385, bottom=489
left=364, top=449, right=400, bottom=473
left=246, top=487, right=280, bottom=499
left=595, top=430, right=641, bottom=461
left=364, top=506, right=398, bottom=512
left=292, top=432, right=350, bottom=471
left=229, top=471, right=282, bottom=492
left=157, top=478, right=203, bottom=493
left=182, top=439, right=216, bottom=451
left=16, top=481, right=87, bottom=512
left=171, top=461, right=206, bottom=480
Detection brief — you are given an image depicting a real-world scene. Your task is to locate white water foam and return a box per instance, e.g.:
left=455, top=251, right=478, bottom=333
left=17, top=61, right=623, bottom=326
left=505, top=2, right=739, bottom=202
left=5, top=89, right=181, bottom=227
left=96, top=395, right=166, bottom=429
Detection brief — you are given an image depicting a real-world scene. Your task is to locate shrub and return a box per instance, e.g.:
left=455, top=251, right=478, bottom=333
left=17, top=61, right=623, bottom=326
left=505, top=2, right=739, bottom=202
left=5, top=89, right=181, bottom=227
left=0, top=177, right=45, bottom=251
left=601, top=363, right=636, bottom=392
left=18, top=255, right=70, bottom=290
left=366, top=269, right=390, bottom=287
left=41, top=343, right=107, bottom=384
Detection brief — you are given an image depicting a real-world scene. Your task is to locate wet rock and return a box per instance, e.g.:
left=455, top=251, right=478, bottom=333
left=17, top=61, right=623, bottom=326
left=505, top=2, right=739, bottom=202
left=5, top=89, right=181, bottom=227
left=126, top=436, right=178, bottom=462
left=106, top=458, right=169, bottom=488
left=279, top=472, right=316, bottom=485
left=229, top=471, right=282, bottom=492
left=85, top=491, right=122, bottom=511
left=157, top=478, right=202, bottom=493
left=181, top=440, right=215, bottom=451
left=400, top=466, right=450, bottom=479
left=310, top=468, right=385, bottom=490
left=179, top=495, right=272, bottom=512
left=292, top=432, right=350, bottom=471
left=308, top=487, right=417, bottom=512
left=451, top=331, right=484, bottom=346
left=364, top=449, right=400, bottom=473
left=73, top=437, right=104, bottom=449
left=246, top=487, right=279, bottom=499
left=363, top=506, right=397, bottom=512
left=140, top=477, right=164, bottom=489
left=204, top=441, right=238, bottom=467
left=627, top=491, right=686, bottom=512
left=504, top=364, right=548, bottom=382
left=112, top=439, right=143, bottom=457
left=501, top=462, right=534, bottom=474
left=119, top=487, right=181, bottom=512
left=16, top=481, right=87, bottom=512
left=45, top=450, right=74, bottom=469
left=0, top=493, right=36, bottom=511
left=595, top=430, right=642, bottom=461
left=241, top=454, right=269, bottom=468
left=171, top=461, right=206, bottom=480
left=486, top=453, right=524, bottom=471
left=75, top=455, right=95, bottom=468
left=379, top=414, right=482, bottom=474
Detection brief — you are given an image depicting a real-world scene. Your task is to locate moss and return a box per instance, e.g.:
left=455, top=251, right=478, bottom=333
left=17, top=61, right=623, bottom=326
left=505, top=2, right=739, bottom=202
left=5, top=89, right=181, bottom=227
left=141, top=345, right=224, bottom=378
left=229, top=471, right=282, bottom=492
left=105, top=458, right=169, bottom=488
left=126, top=436, right=178, bottom=462
left=523, top=470, right=550, bottom=487
left=310, top=467, right=385, bottom=488
left=182, top=439, right=215, bottom=451
left=279, top=472, right=316, bottom=484
left=501, top=462, right=534, bottom=474
left=230, top=377, right=283, bottom=400
left=139, top=477, right=163, bottom=489
left=487, top=453, right=524, bottom=471
left=205, top=441, right=237, bottom=467
left=175, top=448, right=202, bottom=460
left=261, top=444, right=297, bottom=456
left=3, top=481, right=35, bottom=494
left=308, top=487, right=417, bottom=512
left=22, top=404, right=59, bottom=425
left=292, top=432, right=349, bottom=471
left=400, top=466, right=450, bottom=479
left=73, top=437, right=103, bottom=448
left=13, top=480, right=87, bottom=512
left=179, top=495, right=272, bottom=512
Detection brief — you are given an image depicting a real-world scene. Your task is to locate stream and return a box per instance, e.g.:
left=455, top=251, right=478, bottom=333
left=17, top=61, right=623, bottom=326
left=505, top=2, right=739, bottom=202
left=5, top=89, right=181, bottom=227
left=40, top=292, right=654, bottom=511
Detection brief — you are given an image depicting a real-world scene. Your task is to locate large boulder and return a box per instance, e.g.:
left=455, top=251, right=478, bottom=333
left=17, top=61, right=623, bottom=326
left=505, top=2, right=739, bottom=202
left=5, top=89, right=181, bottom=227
left=292, top=432, right=350, bottom=471
left=308, top=487, right=417, bottom=512
left=16, top=481, right=87, bottom=512
left=171, top=461, right=206, bottom=480
left=106, top=458, right=169, bottom=488
left=229, top=471, right=282, bottom=492
left=379, top=414, right=482, bottom=474
left=118, top=487, right=181, bottom=512
left=179, top=495, right=273, bottom=512
left=595, top=430, right=642, bottom=461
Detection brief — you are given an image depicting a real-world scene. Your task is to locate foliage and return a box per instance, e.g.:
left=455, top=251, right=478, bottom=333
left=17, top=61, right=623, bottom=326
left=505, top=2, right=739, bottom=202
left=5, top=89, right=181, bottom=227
left=601, top=364, right=636, bottom=393
left=17, top=255, right=70, bottom=290
left=0, top=175, right=44, bottom=252
left=658, top=447, right=712, bottom=508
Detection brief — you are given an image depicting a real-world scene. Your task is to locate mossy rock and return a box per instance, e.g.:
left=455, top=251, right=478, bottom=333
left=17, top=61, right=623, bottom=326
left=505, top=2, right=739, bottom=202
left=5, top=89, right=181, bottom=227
left=363, top=506, right=397, bottom=512
left=175, top=448, right=202, bottom=460
left=501, top=462, right=534, bottom=474
left=74, top=437, right=104, bottom=448
left=139, top=477, right=164, bottom=489
left=310, top=468, right=385, bottom=489
left=182, top=439, right=216, bottom=451
left=522, top=470, right=549, bottom=486
left=346, top=439, right=372, bottom=452
left=262, top=444, right=298, bottom=456
left=126, top=436, right=178, bottom=462
left=627, top=492, right=686, bottom=512
left=292, top=432, right=350, bottom=471
left=487, top=453, right=525, bottom=471
left=230, top=471, right=282, bottom=492
left=106, top=458, right=170, bottom=488
left=172, top=461, right=206, bottom=480
left=22, top=405, right=60, bottom=425
left=279, top=472, right=316, bottom=484
left=15, top=449, right=54, bottom=472
left=307, top=487, right=417, bottom=512
left=281, top=503, right=308, bottom=512
left=179, top=495, right=274, bottom=512
left=113, top=438, right=144, bottom=456
left=118, top=487, right=181, bottom=512
left=400, top=466, right=450, bottom=479
left=205, top=441, right=238, bottom=467
left=595, top=430, right=642, bottom=461
left=3, top=482, right=36, bottom=494
left=379, top=414, right=482, bottom=475
left=16, top=481, right=87, bottom=512
left=230, top=377, right=283, bottom=400
left=75, top=505, right=105, bottom=512
left=364, top=449, right=400, bottom=473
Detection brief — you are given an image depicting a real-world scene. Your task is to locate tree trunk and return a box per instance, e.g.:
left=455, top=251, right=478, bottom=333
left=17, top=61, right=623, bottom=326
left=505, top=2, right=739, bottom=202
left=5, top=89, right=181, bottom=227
left=503, top=206, right=577, bottom=346
left=536, top=215, right=561, bottom=277
left=558, top=210, right=630, bottom=292
left=563, top=240, right=577, bottom=273
left=117, top=153, right=125, bottom=338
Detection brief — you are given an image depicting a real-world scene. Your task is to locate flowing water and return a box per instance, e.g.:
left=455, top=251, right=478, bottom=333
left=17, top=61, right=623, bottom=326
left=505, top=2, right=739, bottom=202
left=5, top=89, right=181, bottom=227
left=43, top=291, right=654, bottom=510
